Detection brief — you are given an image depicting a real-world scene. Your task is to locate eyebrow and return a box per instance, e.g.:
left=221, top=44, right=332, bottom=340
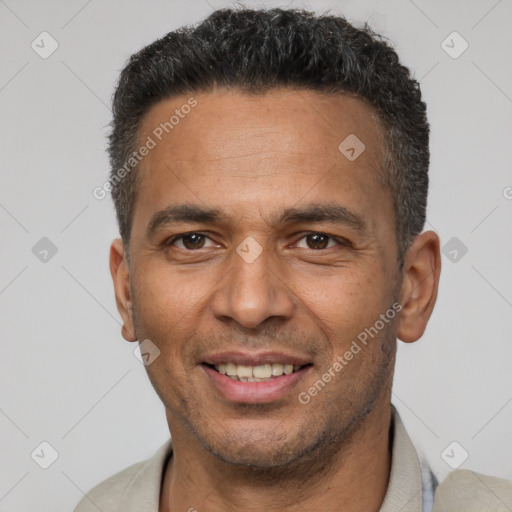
left=146, top=202, right=367, bottom=237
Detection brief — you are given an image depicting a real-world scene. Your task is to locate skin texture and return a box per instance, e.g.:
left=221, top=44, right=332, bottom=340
left=110, top=87, right=441, bottom=512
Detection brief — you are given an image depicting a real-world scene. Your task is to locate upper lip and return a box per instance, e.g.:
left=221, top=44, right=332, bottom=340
left=202, top=351, right=312, bottom=367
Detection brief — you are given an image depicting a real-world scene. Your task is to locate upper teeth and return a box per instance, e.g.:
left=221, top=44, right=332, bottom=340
left=214, top=363, right=300, bottom=380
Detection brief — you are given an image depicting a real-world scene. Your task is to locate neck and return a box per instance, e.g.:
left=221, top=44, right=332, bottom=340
left=160, top=400, right=392, bottom=512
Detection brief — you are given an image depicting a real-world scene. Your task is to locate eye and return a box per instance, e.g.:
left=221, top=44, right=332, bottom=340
left=166, top=232, right=217, bottom=250
left=165, top=231, right=349, bottom=252
left=295, top=232, right=347, bottom=250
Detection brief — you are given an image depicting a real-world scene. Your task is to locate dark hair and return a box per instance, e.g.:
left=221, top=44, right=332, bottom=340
left=109, top=7, right=429, bottom=263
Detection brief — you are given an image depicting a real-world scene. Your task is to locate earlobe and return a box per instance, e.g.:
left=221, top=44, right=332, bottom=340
left=109, top=239, right=137, bottom=342
left=396, top=231, right=441, bottom=343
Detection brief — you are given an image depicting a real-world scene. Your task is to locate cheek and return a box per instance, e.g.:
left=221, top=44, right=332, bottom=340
left=131, top=267, right=204, bottom=399
left=295, top=269, right=390, bottom=346
left=131, top=263, right=209, bottom=345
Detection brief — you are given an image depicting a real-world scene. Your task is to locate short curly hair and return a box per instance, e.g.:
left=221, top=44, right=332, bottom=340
left=108, top=8, right=429, bottom=264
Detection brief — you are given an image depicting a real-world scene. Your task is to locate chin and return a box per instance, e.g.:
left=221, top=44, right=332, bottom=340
left=210, top=442, right=310, bottom=469
left=191, top=417, right=335, bottom=471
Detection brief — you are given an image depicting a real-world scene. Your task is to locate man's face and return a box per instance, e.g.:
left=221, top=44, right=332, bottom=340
left=123, top=88, right=402, bottom=468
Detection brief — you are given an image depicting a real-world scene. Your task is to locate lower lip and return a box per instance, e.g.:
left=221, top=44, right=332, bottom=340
left=202, top=365, right=310, bottom=404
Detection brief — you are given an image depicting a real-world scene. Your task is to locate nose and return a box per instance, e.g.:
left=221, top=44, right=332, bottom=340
left=210, top=241, right=295, bottom=330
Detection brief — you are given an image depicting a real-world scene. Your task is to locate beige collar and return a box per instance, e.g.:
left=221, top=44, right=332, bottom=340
left=379, top=406, right=425, bottom=512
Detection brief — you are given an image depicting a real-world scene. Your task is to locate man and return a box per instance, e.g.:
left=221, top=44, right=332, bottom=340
left=75, top=7, right=511, bottom=512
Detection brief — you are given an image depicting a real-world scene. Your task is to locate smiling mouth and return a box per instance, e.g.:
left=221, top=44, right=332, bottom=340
left=204, top=363, right=311, bottom=382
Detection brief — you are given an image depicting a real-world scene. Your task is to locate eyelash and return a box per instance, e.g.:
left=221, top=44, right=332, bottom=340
left=165, top=232, right=351, bottom=251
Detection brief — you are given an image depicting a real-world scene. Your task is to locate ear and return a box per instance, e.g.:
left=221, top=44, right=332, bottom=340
left=109, top=239, right=137, bottom=342
left=396, top=231, right=441, bottom=343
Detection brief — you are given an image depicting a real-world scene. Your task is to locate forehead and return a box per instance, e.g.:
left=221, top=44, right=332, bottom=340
left=131, top=87, right=392, bottom=237
left=138, top=87, right=385, bottom=172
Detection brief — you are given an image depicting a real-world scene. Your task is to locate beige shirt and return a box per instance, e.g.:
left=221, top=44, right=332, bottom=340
left=74, top=408, right=512, bottom=511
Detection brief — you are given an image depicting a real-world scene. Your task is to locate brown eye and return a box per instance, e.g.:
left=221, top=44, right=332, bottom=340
left=307, top=233, right=329, bottom=249
left=296, top=232, right=341, bottom=250
left=169, top=233, right=214, bottom=250
left=182, top=233, right=205, bottom=249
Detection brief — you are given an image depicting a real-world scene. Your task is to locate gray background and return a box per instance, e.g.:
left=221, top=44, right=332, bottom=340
left=1, top=0, right=511, bottom=510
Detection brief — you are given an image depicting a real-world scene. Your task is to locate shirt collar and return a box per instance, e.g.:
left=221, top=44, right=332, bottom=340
left=116, top=437, right=173, bottom=511
left=379, top=405, right=424, bottom=512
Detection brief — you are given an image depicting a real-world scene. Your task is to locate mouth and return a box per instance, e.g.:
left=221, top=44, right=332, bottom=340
left=200, top=353, right=313, bottom=404
left=204, top=362, right=308, bottom=382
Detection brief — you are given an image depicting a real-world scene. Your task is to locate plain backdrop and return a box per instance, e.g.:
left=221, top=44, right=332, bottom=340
left=1, top=0, right=511, bottom=510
